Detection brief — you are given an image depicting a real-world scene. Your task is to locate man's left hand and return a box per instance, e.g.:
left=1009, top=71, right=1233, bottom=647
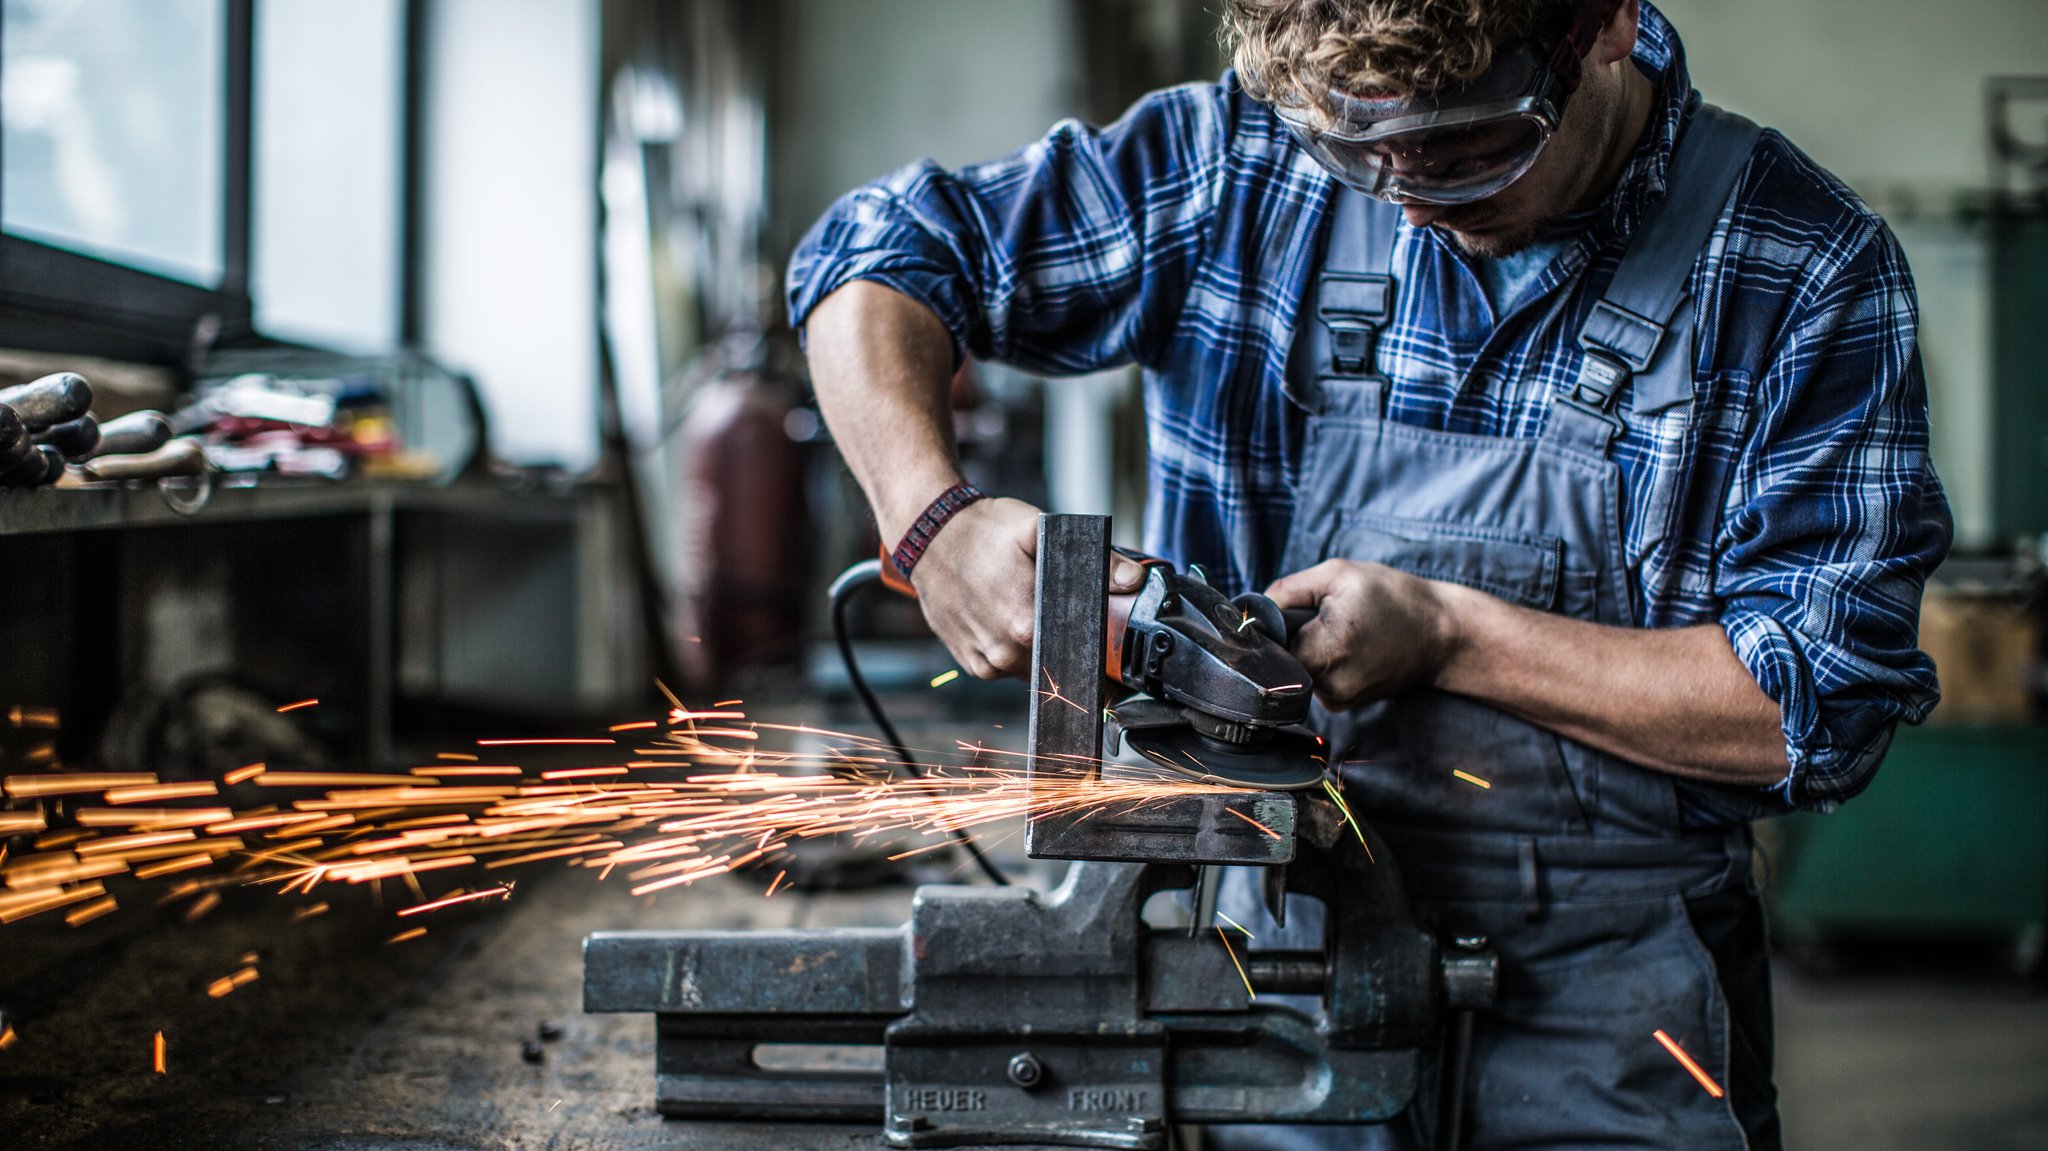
left=1264, top=559, right=1461, bottom=711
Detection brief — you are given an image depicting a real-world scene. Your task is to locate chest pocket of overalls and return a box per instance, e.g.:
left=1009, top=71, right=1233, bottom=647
left=1335, top=513, right=1567, bottom=610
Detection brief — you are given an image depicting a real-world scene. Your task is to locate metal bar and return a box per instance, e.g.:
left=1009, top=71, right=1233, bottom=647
left=1024, top=514, right=1110, bottom=859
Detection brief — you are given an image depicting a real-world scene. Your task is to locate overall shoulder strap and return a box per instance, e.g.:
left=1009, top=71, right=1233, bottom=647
left=1315, top=188, right=1401, bottom=378
left=1550, top=104, right=1762, bottom=452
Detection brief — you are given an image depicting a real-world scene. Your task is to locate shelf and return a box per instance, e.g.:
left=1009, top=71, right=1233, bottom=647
left=0, top=477, right=580, bottom=536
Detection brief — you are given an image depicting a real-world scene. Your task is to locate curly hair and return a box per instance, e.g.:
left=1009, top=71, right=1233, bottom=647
left=1222, top=0, right=1580, bottom=119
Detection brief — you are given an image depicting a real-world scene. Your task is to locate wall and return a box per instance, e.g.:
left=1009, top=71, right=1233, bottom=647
left=421, top=0, right=601, bottom=471
left=1658, top=0, right=2048, bottom=547
left=772, top=0, right=1079, bottom=261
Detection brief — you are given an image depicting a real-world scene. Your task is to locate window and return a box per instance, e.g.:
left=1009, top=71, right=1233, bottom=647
left=1, top=0, right=227, bottom=285
left=0, top=0, right=412, bottom=362
left=252, top=0, right=404, bottom=348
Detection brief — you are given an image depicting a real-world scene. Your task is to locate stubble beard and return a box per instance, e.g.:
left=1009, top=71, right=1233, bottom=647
left=1440, top=213, right=1556, bottom=260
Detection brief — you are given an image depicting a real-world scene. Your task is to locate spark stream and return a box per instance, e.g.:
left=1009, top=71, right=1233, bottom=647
left=0, top=707, right=1254, bottom=928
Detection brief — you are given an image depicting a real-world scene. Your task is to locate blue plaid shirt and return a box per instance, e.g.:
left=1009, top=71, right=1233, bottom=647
left=788, top=4, right=1951, bottom=813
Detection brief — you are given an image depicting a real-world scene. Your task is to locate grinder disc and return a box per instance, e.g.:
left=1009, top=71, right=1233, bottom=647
left=1123, top=724, right=1326, bottom=791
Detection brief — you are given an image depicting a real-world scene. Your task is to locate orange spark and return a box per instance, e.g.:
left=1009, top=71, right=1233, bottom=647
left=8, top=706, right=58, bottom=728
left=1452, top=770, right=1493, bottom=790
left=103, top=782, right=220, bottom=805
left=386, top=927, right=427, bottom=944
left=180, top=892, right=222, bottom=922
left=1652, top=1030, right=1724, bottom=1098
left=63, top=895, right=118, bottom=926
left=1216, top=926, right=1256, bottom=1001
left=275, top=698, right=319, bottom=713
left=1319, top=778, right=1373, bottom=862
left=764, top=869, right=788, bottom=898
left=1035, top=669, right=1088, bottom=715
left=0, top=883, right=106, bottom=924
left=396, top=885, right=511, bottom=917
left=1224, top=806, right=1282, bottom=840
left=0, top=1023, right=16, bottom=1049
left=436, top=752, right=479, bottom=762
left=609, top=721, right=658, bottom=732
left=287, top=902, right=330, bottom=921
left=152, top=1030, right=166, bottom=1073
left=76, top=830, right=195, bottom=856
left=476, top=738, right=615, bottom=747
left=4, top=773, right=157, bottom=798
left=207, top=966, right=260, bottom=998
left=1214, top=912, right=1256, bottom=940
left=76, top=807, right=231, bottom=829
left=0, top=811, right=47, bottom=835
left=223, top=763, right=267, bottom=785
left=541, top=767, right=628, bottom=780
left=929, top=669, right=961, bottom=688
left=134, top=854, right=217, bottom=880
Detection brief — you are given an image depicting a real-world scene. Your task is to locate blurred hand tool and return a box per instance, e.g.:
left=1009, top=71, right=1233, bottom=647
left=0, top=445, right=63, bottom=488
left=34, top=415, right=100, bottom=460
left=0, top=405, right=35, bottom=473
left=79, top=437, right=208, bottom=481
left=0, top=373, right=92, bottom=429
left=88, top=410, right=174, bottom=460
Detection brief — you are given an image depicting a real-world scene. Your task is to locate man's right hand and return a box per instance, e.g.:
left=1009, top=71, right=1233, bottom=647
left=903, top=496, right=1147, bottom=680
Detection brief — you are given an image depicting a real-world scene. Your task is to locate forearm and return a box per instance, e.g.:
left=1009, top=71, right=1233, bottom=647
left=1433, top=583, right=1788, bottom=786
left=804, top=280, right=964, bottom=540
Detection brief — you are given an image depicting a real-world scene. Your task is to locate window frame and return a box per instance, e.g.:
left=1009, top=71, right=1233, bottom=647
left=0, top=0, right=419, bottom=367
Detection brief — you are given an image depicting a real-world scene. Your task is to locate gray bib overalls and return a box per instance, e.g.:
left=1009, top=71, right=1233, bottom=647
left=1213, top=108, right=1780, bottom=1151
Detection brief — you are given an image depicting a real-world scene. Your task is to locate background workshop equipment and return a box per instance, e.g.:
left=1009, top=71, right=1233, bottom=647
left=0, top=2, right=2043, bottom=1150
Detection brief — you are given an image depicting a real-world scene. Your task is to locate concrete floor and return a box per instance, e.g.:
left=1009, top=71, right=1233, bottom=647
left=5, top=852, right=2044, bottom=1150
left=1776, top=961, right=2048, bottom=1150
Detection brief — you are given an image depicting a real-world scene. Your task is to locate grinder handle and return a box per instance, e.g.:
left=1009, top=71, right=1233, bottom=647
left=1103, top=551, right=1173, bottom=683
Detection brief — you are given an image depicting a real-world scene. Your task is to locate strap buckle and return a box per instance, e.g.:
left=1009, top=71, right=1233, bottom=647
left=1554, top=349, right=1631, bottom=447
left=1570, top=349, right=1632, bottom=413
left=1318, top=273, right=1394, bottom=378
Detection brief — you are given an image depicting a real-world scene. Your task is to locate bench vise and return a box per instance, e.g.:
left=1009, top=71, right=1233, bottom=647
left=584, top=515, right=1495, bottom=1148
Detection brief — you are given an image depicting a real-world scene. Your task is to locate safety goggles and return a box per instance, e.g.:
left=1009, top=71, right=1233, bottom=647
left=1274, top=40, right=1572, bottom=205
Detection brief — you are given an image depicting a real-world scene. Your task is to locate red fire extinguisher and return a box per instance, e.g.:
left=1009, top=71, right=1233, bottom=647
left=676, top=341, right=807, bottom=684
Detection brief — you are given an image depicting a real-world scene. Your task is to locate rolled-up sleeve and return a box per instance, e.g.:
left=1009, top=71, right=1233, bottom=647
left=1717, top=220, right=1951, bottom=811
left=785, top=81, right=1231, bottom=376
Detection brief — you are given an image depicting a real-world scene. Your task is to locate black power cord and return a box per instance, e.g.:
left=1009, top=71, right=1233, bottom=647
left=828, top=559, right=1010, bottom=886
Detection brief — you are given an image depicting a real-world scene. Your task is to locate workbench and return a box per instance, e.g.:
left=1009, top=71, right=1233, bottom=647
left=0, top=476, right=647, bottom=770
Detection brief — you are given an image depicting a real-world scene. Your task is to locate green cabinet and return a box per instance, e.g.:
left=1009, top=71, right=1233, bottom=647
left=1767, top=725, right=2047, bottom=945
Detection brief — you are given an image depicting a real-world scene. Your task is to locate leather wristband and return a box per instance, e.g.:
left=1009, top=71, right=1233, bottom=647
left=890, top=482, right=985, bottom=581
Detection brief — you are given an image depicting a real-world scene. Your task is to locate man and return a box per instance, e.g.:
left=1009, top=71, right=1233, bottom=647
left=788, top=1, right=1949, bottom=1147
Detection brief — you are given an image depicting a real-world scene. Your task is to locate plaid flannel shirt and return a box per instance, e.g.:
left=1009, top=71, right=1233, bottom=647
left=787, top=3, right=1952, bottom=815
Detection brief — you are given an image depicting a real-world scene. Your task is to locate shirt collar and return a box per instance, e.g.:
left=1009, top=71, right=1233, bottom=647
left=1588, top=1, right=1697, bottom=250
